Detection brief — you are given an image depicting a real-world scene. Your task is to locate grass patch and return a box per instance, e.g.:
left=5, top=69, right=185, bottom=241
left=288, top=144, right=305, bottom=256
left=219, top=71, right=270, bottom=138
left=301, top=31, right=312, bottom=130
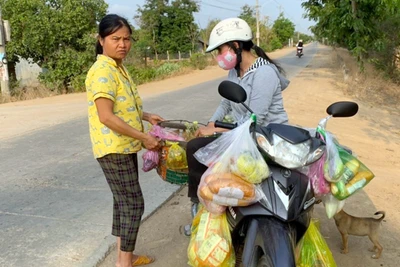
left=331, top=47, right=400, bottom=109
left=0, top=85, right=56, bottom=104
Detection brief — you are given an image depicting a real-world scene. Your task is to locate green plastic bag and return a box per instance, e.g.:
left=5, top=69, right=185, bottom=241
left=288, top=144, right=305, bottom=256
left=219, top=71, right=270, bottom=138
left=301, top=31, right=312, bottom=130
left=296, top=220, right=337, bottom=267
left=330, top=147, right=375, bottom=200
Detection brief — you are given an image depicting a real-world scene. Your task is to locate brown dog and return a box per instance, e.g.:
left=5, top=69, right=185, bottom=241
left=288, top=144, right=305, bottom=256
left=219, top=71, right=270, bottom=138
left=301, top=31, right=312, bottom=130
left=333, top=209, right=385, bottom=259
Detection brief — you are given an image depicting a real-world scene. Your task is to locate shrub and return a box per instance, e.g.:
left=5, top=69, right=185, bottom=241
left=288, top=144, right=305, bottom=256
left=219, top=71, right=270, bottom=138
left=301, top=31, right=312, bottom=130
left=155, top=63, right=181, bottom=76
left=190, top=53, right=208, bottom=70
left=126, top=66, right=157, bottom=85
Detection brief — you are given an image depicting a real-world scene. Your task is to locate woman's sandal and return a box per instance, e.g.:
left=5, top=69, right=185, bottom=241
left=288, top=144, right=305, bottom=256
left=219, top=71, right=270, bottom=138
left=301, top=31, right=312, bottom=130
left=132, top=255, right=155, bottom=266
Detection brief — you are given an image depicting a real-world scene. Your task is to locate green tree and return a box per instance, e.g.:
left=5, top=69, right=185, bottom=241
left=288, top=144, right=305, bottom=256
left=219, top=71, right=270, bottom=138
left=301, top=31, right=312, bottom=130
left=160, top=0, right=199, bottom=53
left=135, top=0, right=168, bottom=56
left=258, top=16, right=280, bottom=51
left=0, top=0, right=108, bottom=92
left=272, top=13, right=295, bottom=46
left=238, top=6, right=276, bottom=50
left=135, top=0, right=199, bottom=54
left=238, top=4, right=257, bottom=28
left=302, top=0, right=400, bottom=75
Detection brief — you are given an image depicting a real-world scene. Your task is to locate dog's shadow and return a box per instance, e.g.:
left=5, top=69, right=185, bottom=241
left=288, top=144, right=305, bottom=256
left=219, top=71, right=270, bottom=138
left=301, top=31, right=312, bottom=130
left=313, top=189, right=397, bottom=266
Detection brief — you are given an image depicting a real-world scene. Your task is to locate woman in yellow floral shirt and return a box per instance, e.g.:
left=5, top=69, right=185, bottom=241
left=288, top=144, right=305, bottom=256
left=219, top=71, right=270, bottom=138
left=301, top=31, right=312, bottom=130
left=86, top=14, right=162, bottom=267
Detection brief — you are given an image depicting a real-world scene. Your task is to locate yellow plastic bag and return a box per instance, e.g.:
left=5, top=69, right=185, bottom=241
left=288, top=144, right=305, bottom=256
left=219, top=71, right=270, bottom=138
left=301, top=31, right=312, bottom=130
left=188, top=206, right=235, bottom=267
left=166, top=141, right=187, bottom=170
left=296, top=220, right=336, bottom=267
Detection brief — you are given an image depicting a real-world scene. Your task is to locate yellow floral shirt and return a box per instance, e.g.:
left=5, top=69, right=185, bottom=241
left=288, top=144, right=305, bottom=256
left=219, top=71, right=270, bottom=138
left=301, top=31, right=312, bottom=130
left=86, top=55, right=143, bottom=158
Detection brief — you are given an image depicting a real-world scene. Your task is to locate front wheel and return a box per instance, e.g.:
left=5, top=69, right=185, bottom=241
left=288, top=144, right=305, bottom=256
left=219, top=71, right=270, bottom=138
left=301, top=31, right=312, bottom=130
left=257, top=254, right=273, bottom=267
left=241, top=217, right=297, bottom=267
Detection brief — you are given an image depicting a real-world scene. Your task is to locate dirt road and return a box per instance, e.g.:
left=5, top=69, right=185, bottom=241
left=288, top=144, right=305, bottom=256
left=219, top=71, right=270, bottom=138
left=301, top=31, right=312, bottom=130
left=97, top=46, right=400, bottom=267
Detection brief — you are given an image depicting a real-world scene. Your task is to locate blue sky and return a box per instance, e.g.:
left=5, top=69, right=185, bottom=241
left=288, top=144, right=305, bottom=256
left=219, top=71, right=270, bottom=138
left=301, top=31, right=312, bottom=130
left=106, top=0, right=314, bottom=35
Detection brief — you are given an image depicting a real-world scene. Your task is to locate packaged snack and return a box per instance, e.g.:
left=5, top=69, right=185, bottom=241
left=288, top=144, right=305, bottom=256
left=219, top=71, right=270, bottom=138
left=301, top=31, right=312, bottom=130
left=187, top=207, right=235, bottom=267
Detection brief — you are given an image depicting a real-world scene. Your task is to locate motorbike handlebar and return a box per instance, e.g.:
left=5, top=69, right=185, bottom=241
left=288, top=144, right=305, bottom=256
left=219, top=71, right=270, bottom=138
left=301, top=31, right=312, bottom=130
left=214, top=120, right=237, bottom=130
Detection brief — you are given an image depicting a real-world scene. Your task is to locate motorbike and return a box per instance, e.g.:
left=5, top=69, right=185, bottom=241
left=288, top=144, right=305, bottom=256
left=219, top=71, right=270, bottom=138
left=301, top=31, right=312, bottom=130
left=296, top=47, right=303, bottom=58
left=207, top=80, right=358, bottom=266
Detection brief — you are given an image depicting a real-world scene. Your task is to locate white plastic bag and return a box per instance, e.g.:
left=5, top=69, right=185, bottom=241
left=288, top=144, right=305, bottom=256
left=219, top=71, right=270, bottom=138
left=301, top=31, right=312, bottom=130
left=322, top=193, right=346, bottom=219
left=323, top=131, right=344, bottom=182
left=194, top=118, right=270, bottom=184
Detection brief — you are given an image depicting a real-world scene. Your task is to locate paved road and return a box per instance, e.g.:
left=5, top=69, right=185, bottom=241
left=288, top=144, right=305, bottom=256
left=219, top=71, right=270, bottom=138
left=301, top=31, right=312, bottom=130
left=0, top=43, right=318, bottom=267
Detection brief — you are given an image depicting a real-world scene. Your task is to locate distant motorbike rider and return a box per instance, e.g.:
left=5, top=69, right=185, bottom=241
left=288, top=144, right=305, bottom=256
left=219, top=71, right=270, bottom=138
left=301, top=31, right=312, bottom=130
left=296, top=39, right=304, bottom=56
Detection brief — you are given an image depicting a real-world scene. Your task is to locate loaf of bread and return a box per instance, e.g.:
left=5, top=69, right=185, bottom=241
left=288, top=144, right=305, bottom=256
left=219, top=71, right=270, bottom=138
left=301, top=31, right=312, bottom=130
left=205, top=172, right=256, bottom=199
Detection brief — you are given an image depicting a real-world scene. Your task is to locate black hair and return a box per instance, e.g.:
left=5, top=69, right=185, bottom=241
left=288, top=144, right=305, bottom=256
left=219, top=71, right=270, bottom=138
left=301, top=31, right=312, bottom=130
left=227, top=40, right=285, bottom=76
left=96, top=14, right=132, bottom=55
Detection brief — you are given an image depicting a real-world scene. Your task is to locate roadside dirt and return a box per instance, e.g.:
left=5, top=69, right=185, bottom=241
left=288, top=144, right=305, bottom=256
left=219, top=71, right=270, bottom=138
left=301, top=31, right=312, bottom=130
left=2, top=45, right=399, bottom=267
left=97, top=46, right=400, bottom=267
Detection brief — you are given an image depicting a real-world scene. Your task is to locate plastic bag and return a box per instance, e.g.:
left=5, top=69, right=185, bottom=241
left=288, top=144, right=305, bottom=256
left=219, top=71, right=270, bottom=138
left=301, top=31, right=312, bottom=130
left=257, top=132, right=313, bottom=169
left=142, top=150, right=159, bottom=172
left=149, top=124, right=185, bottom=141
left=296, top=220, right=337, bottom=267
left=146, top=123, right=183, bottom=174
left=195, top=118, right=270, bottom=184
left=322, top=193, right=345, bottom=219
left=197, top=165, right=264, bottom=214
left=330, top=147, right=375, bottom=200
left=298, top=153, right=330, bottom=197
left=166, top=141, right=188, bottom=170
left=323, top=131, right=344, bottom=182
left=187, top=206, right=235, bottom=267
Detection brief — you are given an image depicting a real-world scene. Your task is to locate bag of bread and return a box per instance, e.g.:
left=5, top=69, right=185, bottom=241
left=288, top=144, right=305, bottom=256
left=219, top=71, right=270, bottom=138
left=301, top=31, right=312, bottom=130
left=194, top=118, right=270, bottom=184
left=197, top=163, right=264, bottom=214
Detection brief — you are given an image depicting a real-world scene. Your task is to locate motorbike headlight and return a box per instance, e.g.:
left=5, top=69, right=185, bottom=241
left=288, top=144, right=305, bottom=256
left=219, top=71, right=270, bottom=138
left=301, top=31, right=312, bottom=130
left=255, top=132, right=318, bottom=169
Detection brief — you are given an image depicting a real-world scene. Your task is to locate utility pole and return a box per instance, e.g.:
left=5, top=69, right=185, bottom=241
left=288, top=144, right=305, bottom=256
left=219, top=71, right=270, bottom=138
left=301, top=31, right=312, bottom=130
left=256, top=0, right=260, bottom=46
left=0, top=9, right=10, bottom=96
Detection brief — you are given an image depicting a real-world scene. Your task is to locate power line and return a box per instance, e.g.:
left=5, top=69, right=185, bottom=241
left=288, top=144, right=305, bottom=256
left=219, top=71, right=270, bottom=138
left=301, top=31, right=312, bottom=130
left=213, top=0, right=242, bottom=7
left=200, top=1, right=241, bottom=12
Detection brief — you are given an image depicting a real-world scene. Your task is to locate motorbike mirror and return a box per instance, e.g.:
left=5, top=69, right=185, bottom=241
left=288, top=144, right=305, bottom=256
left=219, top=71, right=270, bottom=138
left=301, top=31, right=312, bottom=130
left=218, top=80, right=247, bottom=103
left=326, top=101, right=359, bottom=117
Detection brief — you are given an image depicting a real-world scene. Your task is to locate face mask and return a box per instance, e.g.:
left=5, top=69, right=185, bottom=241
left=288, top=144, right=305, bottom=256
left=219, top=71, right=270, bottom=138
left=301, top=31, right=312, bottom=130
left=216, top=49, right=237, bottom=70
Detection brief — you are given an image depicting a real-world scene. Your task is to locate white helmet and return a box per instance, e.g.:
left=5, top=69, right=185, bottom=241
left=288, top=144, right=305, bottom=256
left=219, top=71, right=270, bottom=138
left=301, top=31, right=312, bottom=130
left=299, top=39, right=303, bottom=42
left=205, top=18, right=253, bottom=53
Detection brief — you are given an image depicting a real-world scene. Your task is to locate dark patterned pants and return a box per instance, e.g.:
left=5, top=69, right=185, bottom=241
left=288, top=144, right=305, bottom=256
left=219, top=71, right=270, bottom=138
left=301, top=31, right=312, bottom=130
left=97, top=153, right=144, bottom=252
left=187, top=136, right=217, bottom=201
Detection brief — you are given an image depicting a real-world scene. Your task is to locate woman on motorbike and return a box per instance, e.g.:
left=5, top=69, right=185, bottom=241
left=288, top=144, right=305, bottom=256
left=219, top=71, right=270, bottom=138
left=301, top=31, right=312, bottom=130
left=184, top=17, right=290, bottom=234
